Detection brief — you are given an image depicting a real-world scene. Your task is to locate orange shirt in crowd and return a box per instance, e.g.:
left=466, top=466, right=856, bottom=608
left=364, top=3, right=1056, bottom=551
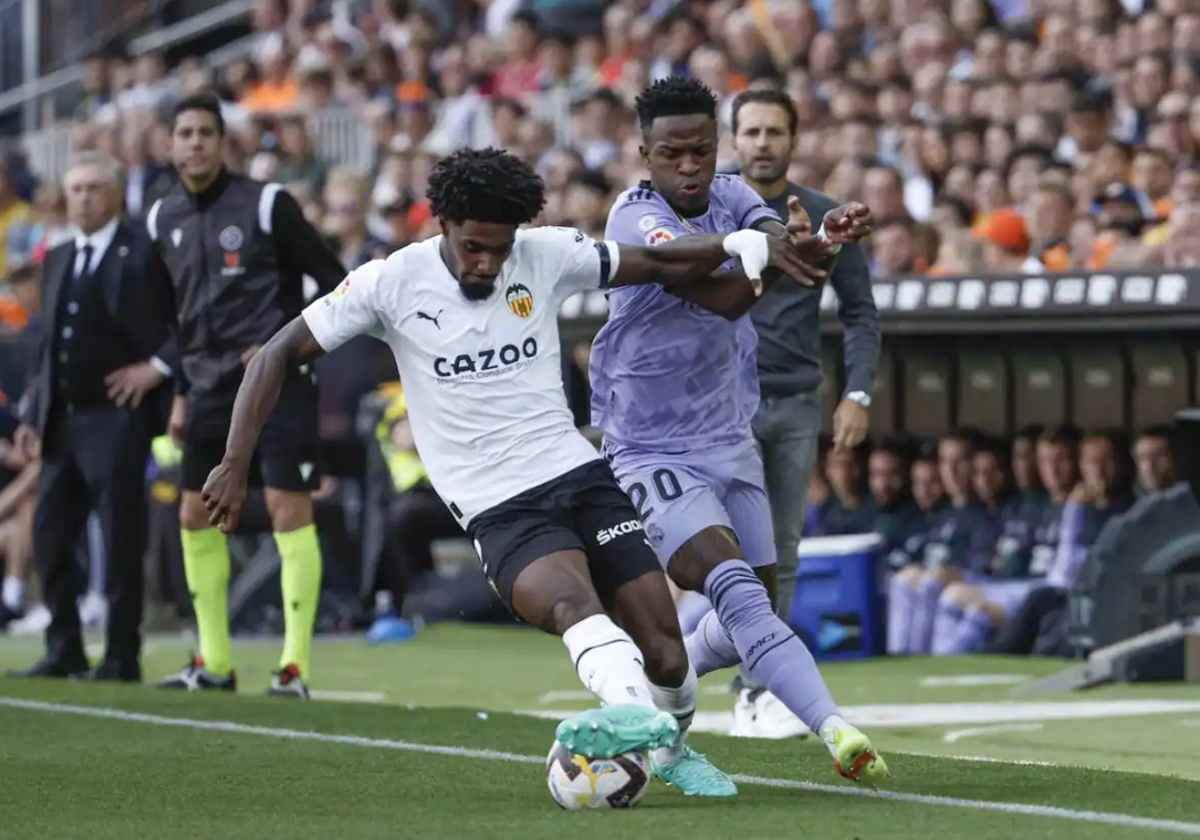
left=242, top=79, right=300, bottom=113
left=0, top=295, right=29, bottom=331
left=1038, top=242, right=1071, bottom=270
left=1085, top=232, right=1118, bottom=268
left=395, top=80, right=429, bottom=107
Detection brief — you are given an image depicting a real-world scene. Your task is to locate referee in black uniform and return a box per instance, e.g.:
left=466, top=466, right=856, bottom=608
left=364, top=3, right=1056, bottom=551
left=147, top=94, right=346, bottom=698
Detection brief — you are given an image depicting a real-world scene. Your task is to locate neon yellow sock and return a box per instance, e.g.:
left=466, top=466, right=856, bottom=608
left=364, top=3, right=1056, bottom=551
left=180, top=527, right=233, bottom=676
left=274, top=524, right=323, bottom=678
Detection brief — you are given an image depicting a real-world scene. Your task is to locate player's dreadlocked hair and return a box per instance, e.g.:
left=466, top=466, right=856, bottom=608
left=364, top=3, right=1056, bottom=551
left=634, top=76, right=718, bottom=132
left=426, top=147, right=546, bottom=225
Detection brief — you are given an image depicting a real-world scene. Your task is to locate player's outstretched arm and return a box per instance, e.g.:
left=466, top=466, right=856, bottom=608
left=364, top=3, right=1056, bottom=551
left=226, top=317, right=327, bottom=468
left=665, top=199, right=872, bottom=320
left=610, top=230, right=825, bottom=290
left=665, top=269, right=775, bottom=321
left=202, top=316, right=328, bottom=532
left=202, top=260, right=387, bottom=532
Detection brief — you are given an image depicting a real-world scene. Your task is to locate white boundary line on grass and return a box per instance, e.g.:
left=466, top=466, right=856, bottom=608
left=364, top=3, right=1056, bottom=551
left=2, top=697, right=1199, bottom=836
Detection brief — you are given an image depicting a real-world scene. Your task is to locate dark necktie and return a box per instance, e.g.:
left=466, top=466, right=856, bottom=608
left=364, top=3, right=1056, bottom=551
left=78, top=243, right=94, bottom=281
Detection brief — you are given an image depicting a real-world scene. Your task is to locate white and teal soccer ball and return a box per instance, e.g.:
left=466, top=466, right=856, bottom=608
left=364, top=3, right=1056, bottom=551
left=546, top=741, right=651, bottom=810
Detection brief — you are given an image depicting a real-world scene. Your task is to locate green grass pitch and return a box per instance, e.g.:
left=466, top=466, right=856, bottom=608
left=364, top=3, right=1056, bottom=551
left=1, top=624, right=1198, bottom=839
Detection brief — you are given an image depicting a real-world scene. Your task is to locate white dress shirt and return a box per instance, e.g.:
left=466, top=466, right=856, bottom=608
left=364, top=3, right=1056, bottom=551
left=73, top=217, right=118, bottom=278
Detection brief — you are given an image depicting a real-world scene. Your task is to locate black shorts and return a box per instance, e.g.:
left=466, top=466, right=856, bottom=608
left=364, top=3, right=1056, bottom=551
left=467, top=460, right=662, bottom=614
left=180, top=373, right=320, bottom=493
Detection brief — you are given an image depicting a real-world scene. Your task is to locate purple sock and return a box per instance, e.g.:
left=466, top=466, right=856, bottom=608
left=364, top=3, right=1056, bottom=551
left=886, top=575, right=916, bottom=654
left=907, top=576, right=943, bottom=655
left=949, top=606, right=995, bottom=653
left=704, top=559, right=839, bottom=731
left=930, top=600, right=965, bottom=656
left=677, top=593, right=713, bottom=635
left=683, top=608, right=739, bottom=678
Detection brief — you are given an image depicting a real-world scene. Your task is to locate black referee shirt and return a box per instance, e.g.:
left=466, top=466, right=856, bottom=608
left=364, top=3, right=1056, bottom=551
left=147, top=168, right=346, bottom=402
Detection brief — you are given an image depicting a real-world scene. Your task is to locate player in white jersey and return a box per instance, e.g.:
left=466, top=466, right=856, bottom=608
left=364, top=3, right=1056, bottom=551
left=198, top=148, right=818, bottom=792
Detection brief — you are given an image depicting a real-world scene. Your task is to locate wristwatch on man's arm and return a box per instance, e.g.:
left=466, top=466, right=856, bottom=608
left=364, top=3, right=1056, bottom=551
left=844, top=390, right=872, bottom=409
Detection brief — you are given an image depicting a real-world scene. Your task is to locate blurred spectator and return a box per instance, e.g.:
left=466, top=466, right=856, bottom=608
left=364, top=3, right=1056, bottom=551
left=820, top=444, right=873, bottom=536
left=860, top=441, right=926, bottom=562
left=991, top=431, right=1140, bottom=656
left=369, top=386, right=463, bottom=633
left=929, top=425, right=1127, bottom=655
left=277, top=115, right=329, bottom=196
left=0, top=398, right=38, bottom=629
left=10, top=0, right=1200, bottom=284
left=0, top=161, right=34, bottom=280
left=1132, top=425, right=1177, bottom=496
left=975, top=207, right=1032, bottom=273
left=888, top=430, right=994, bottom=655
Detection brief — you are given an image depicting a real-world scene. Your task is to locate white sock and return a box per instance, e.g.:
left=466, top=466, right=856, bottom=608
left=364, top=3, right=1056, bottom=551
left=2, top=576, right=25, bottom=611
left=562, top=614, right=657, bottom=709
left=649, top=662, right=697, bottom=765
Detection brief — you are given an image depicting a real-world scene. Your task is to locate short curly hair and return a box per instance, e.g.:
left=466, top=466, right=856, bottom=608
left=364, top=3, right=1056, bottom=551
left=634, top=76, right=718, bottom=131
left=426, top=148, right=546, bottom=226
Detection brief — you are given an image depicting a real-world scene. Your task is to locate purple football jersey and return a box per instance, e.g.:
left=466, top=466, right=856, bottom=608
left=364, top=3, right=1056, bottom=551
left=590, top=175, right=781, bottom=452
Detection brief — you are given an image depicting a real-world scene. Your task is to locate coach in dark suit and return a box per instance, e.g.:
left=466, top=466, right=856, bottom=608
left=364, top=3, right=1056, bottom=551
left=7, top=151, right=175, bottom=682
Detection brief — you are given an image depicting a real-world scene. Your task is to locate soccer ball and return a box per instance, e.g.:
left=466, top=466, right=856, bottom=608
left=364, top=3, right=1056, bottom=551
left=546, top=741, right=651, bottom=810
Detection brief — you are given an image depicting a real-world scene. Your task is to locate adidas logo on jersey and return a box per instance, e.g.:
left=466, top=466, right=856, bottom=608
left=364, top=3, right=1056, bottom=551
left=596, top=519, right=644, bottom=545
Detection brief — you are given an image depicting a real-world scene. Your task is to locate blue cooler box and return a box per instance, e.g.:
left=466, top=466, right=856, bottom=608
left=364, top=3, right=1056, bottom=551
left=786, top=534, right=884, bottom=661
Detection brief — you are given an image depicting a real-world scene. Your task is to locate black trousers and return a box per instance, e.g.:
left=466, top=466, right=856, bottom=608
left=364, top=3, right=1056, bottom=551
left=989, top=585, right=1069, bottom=655
left=377, top=488, right=463, bottom=610
left=35, top=405, right=153, bottom=666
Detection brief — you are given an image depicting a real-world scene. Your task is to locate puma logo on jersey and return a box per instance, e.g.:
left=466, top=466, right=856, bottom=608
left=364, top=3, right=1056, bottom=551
left=595, top=519, right=644, bottom=545
left=417, top=309, right=443, bottom=329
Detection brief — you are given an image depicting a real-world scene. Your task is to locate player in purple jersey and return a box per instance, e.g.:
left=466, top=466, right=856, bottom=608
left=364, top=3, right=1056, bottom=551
left=591, top=77, right=888, bottom=790
left=198, top=148, right=819, bottom=792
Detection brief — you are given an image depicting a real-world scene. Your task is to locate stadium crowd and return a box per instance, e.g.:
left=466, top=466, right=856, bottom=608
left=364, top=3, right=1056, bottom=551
left=0, top=0, right=1195, bottom=661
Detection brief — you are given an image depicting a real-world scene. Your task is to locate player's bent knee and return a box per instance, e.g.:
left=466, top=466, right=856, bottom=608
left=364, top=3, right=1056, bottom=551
left=667, top=526, right=742, bottom=592
left=264, top=488, right=314, bottom=532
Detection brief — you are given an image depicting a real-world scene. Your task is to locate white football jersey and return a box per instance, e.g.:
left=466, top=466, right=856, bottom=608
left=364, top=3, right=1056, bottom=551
left=302, top=226, right=622, bottom=525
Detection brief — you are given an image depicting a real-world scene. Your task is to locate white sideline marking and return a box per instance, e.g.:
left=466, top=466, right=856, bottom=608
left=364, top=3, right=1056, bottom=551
left=920, top=675, right=1029, bottom=688
left=944, top=723, right=1044, bottom=743
left=901, top=750, right=1059, bottom=768
left=309, top=690, right=387, bottom=704
left=2, top=698, right=1199, bottom=835
left=525, top=699, right=1200, bottom=734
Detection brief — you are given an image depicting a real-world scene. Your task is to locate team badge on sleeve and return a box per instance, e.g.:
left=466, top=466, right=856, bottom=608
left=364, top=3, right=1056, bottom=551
left=638, top=215, right=657, bottom=232
left=330, top=277, right=352, bottom=298
left=646, top=228, right=675, bottom=246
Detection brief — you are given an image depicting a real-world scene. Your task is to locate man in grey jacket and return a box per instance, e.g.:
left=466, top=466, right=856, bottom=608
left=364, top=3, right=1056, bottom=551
left=730, top=87, right=881, bottom=737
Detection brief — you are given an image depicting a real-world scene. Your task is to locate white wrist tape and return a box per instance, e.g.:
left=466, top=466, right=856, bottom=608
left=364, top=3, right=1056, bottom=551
left=816, top=223, right=843, bottom=254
